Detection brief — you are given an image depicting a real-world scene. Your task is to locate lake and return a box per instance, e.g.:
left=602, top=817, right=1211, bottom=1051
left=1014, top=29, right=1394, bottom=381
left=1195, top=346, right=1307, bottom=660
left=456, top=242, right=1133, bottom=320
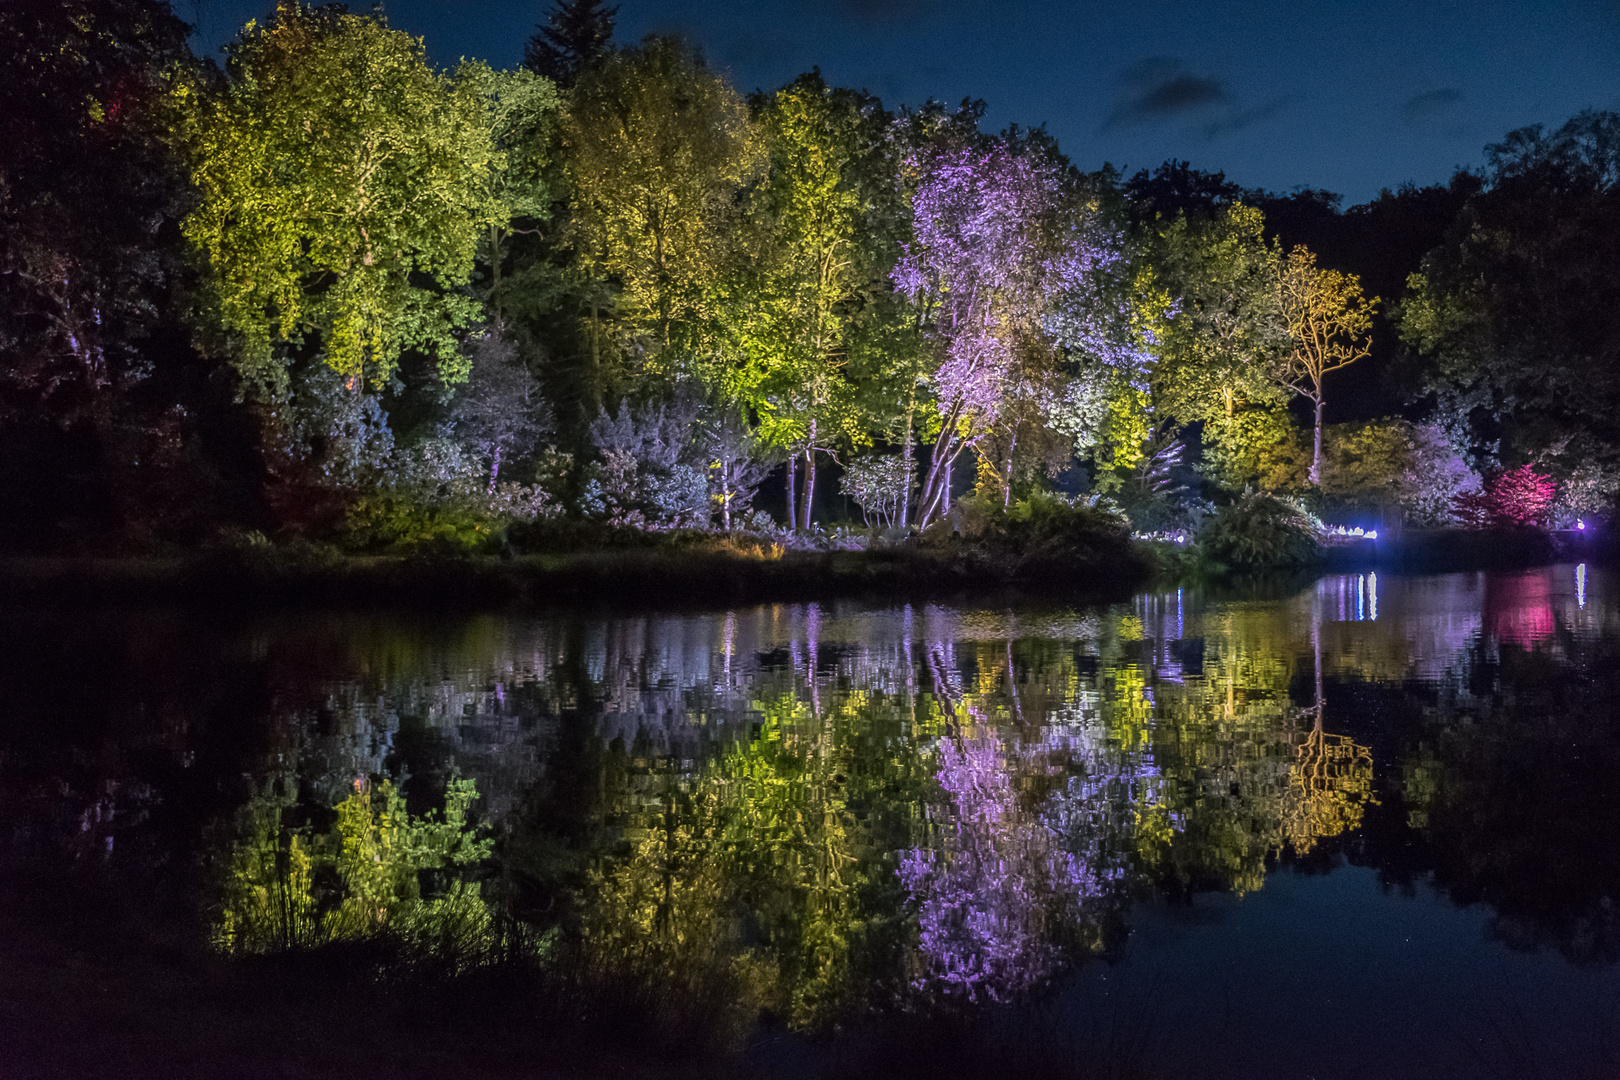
left=2, top=565, right=1617, bottom=1079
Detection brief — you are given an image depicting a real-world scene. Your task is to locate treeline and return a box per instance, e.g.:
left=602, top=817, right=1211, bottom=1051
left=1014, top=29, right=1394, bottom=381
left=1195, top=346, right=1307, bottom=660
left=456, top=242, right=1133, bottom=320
left=3, top=0, right=1618, bottom=553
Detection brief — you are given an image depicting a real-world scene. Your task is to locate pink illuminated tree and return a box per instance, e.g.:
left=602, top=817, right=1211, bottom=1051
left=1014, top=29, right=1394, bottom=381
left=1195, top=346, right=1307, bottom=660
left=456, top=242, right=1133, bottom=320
left=1452, top=463, right=1557, bottom=528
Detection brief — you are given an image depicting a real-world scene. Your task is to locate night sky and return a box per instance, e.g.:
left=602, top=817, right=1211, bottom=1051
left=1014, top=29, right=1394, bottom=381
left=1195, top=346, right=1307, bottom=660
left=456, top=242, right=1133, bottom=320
left=186, top=0, right=1620, bottom=204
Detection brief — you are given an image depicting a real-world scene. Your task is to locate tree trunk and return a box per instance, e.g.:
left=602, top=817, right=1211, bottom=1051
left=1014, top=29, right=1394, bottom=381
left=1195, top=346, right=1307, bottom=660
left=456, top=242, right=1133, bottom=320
left=489, top=445, right=501, bottom=493
left=1310, top=396, right=1324, bottom=486
left=786, top=456, right=797, bottom=531
left=799, top=421, right=818, bottom=531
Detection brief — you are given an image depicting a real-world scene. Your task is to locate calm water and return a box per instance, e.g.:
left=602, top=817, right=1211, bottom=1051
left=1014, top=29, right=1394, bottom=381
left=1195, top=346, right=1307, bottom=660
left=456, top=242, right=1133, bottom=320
left=3, top=565, right=1618, bottom=1078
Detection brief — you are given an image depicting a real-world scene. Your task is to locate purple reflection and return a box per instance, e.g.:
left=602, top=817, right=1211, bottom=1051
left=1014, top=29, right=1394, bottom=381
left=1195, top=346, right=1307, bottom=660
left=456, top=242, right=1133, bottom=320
left=899, top=727, right=1131, bottom=1001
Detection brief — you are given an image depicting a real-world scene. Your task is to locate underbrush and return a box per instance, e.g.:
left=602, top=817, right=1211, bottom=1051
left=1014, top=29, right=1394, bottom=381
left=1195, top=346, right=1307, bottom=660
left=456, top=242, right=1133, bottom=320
left=1192, top=492, right=1324, bottom=574
left=916, top=491, right=1145, bottom=584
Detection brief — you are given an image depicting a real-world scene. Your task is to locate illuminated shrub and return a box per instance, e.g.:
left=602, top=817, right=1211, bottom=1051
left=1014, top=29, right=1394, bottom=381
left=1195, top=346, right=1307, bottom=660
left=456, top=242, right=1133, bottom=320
left=1196, top=492, right=1323, bottom=571
left=1452, top=464, right=1557, bottom=528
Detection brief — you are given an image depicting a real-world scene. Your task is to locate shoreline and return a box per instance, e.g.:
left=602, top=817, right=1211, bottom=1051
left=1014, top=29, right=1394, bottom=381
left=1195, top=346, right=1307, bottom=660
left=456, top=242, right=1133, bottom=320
left=0, top=528, right=1602, bottom=611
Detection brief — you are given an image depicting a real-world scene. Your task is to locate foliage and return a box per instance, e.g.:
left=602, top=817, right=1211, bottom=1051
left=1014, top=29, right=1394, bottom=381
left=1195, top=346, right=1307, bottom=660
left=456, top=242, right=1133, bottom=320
left=895, top=135, right=1141, bottom=524
left=1555, top=461, right=1620, bottom=524
left=180, top=3, right=502, bottom=393
left=523, top=0, right=617, bottom=87
left=0, top=0, right=196, bottom=417
left=214, top=775, right=505, bottom=968
left=1196, top=492, right=1323, bottom=571
left=1200, top=407, right=1310, bottom=493
left=841, top=453, right=916, bottom=528
left=1148, top=202, right=1291, bottom=425
left=448, top=331, right=552, bottom=489
left=1452, top=464, right=1557, bottom=529
left=1392, top=422, right=1480, bottom=526
left=928, top=490, right=1138, bottom=579
left=342, top=493, right=501, bottom=553
left=580, top=397, right=710, bottom=527
left=1277, top=246, right=1377, bottom=485
left=562, top=36, right=764, bottom=358
left=699, top=407, right=779, bottom=530
left=1398, top=111, right=1620, bottom=476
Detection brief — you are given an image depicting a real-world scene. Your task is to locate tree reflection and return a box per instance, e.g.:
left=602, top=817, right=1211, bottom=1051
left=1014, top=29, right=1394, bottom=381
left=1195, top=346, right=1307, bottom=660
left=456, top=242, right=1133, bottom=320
left=214, top=775, right=511, bottom=969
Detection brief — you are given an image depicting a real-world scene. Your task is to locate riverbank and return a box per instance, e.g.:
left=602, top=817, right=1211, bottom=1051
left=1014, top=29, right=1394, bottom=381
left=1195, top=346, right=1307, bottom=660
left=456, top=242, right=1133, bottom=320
left=1, top=526, right=1605, bottom=609
left=0, top=541, right=1153, bottom=609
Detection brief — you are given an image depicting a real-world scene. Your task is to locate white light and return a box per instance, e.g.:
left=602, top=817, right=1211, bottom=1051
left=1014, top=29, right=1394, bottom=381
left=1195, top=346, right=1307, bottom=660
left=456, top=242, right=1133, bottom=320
left=1577, top=563, right=1587, bottom=609
left=1369, top=572, right=1378, bottom=621
left=1578, top=519, right=1586, bottom=530
left=1367, top=529, right=1378, bottom=540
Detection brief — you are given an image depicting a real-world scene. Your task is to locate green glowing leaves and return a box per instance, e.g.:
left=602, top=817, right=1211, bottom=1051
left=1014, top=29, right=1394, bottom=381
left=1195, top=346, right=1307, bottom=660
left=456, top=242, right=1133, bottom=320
left=182, top=4, right=504, bottom=393
left=213, top=775, right=497, bottom=958
left=563, top=36, right=764, bottom=357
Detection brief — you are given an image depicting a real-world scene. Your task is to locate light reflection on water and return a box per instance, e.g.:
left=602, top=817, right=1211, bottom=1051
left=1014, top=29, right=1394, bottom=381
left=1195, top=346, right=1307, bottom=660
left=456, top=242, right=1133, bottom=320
left=2, top=564, right=1618, bottom=1074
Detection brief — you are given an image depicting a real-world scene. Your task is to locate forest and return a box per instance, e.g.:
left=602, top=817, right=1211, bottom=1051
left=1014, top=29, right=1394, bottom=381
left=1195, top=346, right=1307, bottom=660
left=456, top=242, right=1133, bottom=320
left=4, top=0, right=1619, bottom=569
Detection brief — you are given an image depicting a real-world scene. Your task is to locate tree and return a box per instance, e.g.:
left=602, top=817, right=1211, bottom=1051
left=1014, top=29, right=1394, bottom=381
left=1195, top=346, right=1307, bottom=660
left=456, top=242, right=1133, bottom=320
left=1398, top=111, right=1620, bottom=478
left=461, top=64, right=561, bottom=323
left=0, top=0, right=196, bottom=416
left=1149, top=203, right=1290, bottom=434
left=181, top=3, right=503, bottom=394
left=523, top=0, right=617, bottom=88
left=893, top=137, right=1067, bottom=525
left=562, top=36, right=764, bottom=360
left=448, top=332, right=551, bottom=490
left=1277, top=246, right=1377, bottom=486
left=1452, top=463, right=1556, bottom=528
left=739, top=74, right=892, bottom=529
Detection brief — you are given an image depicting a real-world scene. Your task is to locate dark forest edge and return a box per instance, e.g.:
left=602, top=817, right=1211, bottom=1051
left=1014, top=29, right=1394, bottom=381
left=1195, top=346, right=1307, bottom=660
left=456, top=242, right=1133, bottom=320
left=5, top=0, right=1619, bottom=591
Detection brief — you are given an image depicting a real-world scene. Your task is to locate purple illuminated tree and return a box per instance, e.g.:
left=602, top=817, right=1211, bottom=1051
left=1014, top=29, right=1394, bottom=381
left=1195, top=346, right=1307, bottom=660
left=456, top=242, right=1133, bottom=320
left=894, top=136, right=1148, bottom=523
left=894, top=140, right=1065, bottom=524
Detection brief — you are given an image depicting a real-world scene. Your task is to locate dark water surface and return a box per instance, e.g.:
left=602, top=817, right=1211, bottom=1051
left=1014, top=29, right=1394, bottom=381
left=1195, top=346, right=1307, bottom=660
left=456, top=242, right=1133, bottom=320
left=3, top=565, right=1618, bottom=1078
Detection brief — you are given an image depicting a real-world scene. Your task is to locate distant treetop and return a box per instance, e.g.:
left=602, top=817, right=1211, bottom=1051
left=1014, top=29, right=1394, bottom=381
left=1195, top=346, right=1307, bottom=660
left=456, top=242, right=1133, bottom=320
left=524, top=0, right=617, bottom=87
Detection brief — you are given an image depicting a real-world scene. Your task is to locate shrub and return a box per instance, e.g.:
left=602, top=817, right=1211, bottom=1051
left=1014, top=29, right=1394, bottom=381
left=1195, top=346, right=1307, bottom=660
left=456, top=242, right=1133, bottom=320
left=342, top=494, right=498, bottom=553
left=1197, top=492, right=1324, bottom=571
left=1452, top=464, right=1556, bottom=528
left=925, top=491, right=1137, bottom=579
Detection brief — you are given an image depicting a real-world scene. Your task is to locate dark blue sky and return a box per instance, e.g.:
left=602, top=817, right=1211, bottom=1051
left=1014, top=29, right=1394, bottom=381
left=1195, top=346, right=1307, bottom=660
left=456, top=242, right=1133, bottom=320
left=187, top=0, right=1620, bottom=204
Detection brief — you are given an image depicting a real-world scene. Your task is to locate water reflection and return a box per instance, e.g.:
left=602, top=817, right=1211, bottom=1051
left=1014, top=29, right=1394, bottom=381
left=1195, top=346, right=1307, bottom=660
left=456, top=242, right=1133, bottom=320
left=2, top=565, right=1618, bottom=1044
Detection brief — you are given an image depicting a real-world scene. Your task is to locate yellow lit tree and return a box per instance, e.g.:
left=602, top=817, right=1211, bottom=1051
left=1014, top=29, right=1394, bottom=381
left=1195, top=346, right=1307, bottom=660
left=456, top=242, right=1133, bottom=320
left=1277, top=246, right=1378, bottom=486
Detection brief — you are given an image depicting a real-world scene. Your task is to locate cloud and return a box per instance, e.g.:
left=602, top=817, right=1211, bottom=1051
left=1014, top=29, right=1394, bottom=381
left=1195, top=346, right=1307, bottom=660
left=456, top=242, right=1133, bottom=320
left=1204, top=96, right=1294, bottom=139
left=1401, top=88, right=1463, bottom=125
left=1105, top=58, right=1226, bottom=130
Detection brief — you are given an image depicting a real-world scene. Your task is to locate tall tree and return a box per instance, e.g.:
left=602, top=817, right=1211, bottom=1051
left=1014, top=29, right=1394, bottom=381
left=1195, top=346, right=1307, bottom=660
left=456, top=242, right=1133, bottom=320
left=0, top=0, right=196, bottom=417
left=1277, top=246, right=1376, bottom=486
left=893, top=137, right=1067, bottom=525
left=739, top=73, right=894, bottom=530
left=1399, top=111, right=1620, bottom=478
left=181, top=3, right=503, bottom=395
left=460, top=64, right=560, bottom=324
left=523, top=0, right=616, bottom=88
left=562, top=36, right=764, bottom=365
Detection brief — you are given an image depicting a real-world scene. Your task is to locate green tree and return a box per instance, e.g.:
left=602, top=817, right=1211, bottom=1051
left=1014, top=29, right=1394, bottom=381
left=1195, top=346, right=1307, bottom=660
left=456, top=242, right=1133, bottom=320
left=181, top=3, right=504, bottom=394
left=1399, top=111, right=1620, bottom=481
left=738, top=74, right=898, bottom=529
left=562, top=36, right=764, bottom=363
left=462, top=63, right=561, bottom=324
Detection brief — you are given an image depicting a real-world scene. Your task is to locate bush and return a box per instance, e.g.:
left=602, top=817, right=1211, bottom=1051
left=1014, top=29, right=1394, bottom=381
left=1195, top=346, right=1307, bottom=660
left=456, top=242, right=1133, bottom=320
left=1453, top=464, right=1556, bottom=528
left=1197, top=492, right=1324, bottom=571
left=342, top=494, right=499, bottom=554
left=923, top=491, right=1138, bottom=579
